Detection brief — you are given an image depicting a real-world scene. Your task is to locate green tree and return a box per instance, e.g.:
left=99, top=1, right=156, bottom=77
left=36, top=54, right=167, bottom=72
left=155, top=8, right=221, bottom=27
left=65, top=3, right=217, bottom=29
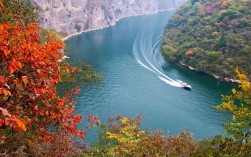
left=215, top=69, right=251, bottom=142
left=162, top=45, right=176, bottom=61
left=216, top=34, right=226, bottom=49
left=0, top=0, right=38, bottom=25
left=207, top=51, right=221, bottom=62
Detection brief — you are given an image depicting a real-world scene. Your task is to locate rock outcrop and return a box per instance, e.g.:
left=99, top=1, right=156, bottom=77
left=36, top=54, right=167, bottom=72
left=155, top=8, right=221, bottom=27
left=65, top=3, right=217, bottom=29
left=31, top=0, right=186, bottom=36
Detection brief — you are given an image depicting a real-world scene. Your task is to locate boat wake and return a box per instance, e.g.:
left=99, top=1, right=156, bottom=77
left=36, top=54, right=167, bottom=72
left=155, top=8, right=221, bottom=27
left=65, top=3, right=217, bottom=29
left=132, top=30, right=184, bottom=88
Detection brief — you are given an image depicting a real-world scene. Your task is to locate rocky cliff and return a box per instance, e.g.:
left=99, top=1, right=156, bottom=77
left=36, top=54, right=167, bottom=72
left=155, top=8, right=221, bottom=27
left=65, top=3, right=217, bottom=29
left=31, top=0, right=186, bottom=36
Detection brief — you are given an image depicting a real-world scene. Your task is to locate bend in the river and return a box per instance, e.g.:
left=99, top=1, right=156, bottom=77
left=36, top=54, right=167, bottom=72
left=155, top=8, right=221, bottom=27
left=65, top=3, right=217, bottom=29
left=64, top=10, right=232, bottom=143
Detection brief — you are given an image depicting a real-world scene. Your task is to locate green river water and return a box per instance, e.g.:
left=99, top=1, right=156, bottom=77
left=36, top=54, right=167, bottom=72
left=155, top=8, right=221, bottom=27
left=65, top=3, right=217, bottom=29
left=65, top=10, right=232, bottom=143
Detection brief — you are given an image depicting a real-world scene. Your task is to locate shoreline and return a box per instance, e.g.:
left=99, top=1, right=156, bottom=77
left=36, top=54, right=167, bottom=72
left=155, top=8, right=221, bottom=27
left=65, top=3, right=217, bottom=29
left=178, top=61, right=240, bottom=83
left=62, top=8, right=176, bottom=41
left=60, top=7, right=240, bottom=84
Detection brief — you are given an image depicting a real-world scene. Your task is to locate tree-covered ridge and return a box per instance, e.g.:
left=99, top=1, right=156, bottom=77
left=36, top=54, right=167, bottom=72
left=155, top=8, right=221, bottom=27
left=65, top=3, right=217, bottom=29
left=162, top=0, right=251, bottom=79
left=0, top=0, right=38, bottom=25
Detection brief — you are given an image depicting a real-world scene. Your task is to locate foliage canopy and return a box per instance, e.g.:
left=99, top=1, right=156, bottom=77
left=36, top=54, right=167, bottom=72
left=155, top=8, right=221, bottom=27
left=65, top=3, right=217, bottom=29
left=216, top=69, right=251, bottom=142
left=163, top=0, right=251, bottom=79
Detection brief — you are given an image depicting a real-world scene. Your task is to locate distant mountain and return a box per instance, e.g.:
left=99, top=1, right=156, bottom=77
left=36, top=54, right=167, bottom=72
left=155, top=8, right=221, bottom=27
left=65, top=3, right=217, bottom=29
left=162, top=0, right=251, bottom=79
left=31, top=0, right=187, bottom=36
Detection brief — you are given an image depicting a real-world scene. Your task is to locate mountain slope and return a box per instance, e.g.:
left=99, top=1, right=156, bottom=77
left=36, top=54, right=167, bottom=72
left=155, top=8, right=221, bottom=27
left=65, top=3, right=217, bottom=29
left=162, top=0, right=251, bottom=79
left=31, top=0, right=187, bottom=36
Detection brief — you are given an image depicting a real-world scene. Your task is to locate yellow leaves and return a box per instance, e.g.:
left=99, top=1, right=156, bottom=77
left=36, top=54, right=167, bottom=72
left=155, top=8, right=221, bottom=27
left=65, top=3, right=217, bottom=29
left=236, top=68, right=247, bottom=81
left=107, top=131, right=121, bottom=140
left=107, top=117, right=146, bottom=145
left=216, top=70, right=251, bottom=139
left=216, top=95, right=237, bottom=112
left=221, top=101, right=236, bottom=112
left=121, top=117, right=130, bottom=124
left=232, top=88, right=237, bottom=95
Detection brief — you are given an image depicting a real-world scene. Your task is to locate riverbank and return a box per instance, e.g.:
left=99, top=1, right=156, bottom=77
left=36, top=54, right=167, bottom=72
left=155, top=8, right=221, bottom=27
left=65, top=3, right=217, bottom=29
left=177, top=61, right=240, bottom=83
left=65, top=11, right=231, bottom=143
left=62, top=8, right=176, bottom=41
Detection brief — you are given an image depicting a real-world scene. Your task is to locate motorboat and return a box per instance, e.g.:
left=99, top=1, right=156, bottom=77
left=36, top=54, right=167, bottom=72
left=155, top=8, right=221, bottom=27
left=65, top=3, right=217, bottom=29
left=178, top=81, right=192, bottom=90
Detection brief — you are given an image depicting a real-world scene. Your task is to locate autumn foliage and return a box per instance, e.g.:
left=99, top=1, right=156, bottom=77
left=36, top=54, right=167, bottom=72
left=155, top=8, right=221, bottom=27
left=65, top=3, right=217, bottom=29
left=0, top=22, right=91, bottom=154
left=216, top=69, right=251, bottom=142
left=0, top=0, right=3, bottom=13
left=87, top=115, right=197, bottom=156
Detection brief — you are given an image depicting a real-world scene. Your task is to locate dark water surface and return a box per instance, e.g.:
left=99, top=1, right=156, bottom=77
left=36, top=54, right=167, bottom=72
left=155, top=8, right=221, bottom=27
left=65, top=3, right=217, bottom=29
left=65, top=10, right=232, bottom=143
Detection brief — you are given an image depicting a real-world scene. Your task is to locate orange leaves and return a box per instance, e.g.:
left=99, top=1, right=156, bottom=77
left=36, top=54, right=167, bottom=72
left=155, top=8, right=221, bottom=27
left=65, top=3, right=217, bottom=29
left=8, top=60, right=23, bottom=74
left=0, top=88, right=11, bottom=96
left=3, top=49, right=10, bottom=57
left=18, top=61, right=22, bottom=69
left=185, top=49, right=194, bottom=57
left=8, top=66, right=15, bottom=74
left=13, top=118, right=27, bottom=131
left=0, top=0, right=3, bottom=13
left=5, top=117, right=28, bottom=131
left=0, top=107, right=27, bottom=131
left=0, top=76, right=5, bottom=84
left=0, top=22, right=92, bottom=147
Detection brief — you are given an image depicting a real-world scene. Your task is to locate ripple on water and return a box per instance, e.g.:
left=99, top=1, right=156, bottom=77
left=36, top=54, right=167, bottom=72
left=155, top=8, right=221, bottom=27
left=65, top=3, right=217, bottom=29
left=65, top=11, right=232, bottom=143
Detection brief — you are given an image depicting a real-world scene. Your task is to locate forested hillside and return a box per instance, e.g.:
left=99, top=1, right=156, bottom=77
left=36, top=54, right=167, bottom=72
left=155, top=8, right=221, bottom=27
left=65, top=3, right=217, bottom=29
left=162, top=0, right=251, bottom=79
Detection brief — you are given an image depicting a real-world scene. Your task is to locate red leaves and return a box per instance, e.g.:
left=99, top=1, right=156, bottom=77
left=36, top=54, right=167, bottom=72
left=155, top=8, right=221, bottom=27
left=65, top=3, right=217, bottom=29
left=87, top=115, right=93, bottom=121
left=94, top=115, right=98, bottom=121
left=0, top=76, right=5, bottom=84
left=8, top=60, right=23, bottom=74
left=0, top=22, right=98, bottom=144
left=74, top=115, right=82, bottom=124
left=86, top=115, right=100, bottom=129
left=0, top=119, right=3, bottom=127
left=40, top=127, right=46, bottom=134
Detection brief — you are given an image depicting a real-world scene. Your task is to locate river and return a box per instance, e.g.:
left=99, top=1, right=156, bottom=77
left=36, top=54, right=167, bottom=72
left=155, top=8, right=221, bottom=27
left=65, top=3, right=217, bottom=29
left=64, top=10, right=232, bottom=143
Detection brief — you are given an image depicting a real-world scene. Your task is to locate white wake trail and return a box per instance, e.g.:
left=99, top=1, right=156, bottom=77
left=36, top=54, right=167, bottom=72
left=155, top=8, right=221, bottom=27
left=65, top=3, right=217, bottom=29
left=139, top=33, right=178, bottom=83
left=133, top=30, right=184, bottom=88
